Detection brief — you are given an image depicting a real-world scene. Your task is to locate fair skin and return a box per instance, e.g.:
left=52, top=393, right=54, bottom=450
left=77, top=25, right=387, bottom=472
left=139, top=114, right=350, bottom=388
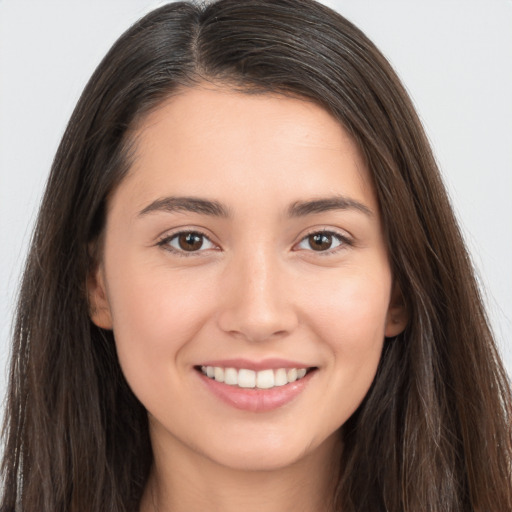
left=89, top=85, right=407, bottom=512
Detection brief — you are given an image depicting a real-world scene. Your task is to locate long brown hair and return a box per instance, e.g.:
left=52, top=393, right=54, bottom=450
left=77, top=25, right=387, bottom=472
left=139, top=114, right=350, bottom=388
left=2, top=1, right=511, bottom=510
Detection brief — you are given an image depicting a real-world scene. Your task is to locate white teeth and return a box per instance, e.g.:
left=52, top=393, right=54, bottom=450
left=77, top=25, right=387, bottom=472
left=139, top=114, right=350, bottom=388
left=200, top=365, right=311, bottom=389
left=238, top=369, right=256, bottom=388
left=224, top=367, right=238, bottom=385
left=287, top=368, right=298, bottom=382
left=214, top=367, right=224, bottom=383
left=256, top=369, right=274, bottom=389
left=274, top=368, right=288, bottom=387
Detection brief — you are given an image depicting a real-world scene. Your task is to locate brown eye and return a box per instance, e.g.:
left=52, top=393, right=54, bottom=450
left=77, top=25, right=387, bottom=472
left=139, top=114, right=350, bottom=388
left=308, top=233, right=334, bottom=251
left=296, top=231, right=346, bottom=252
left=164, top=231, right=216, bottom=253
left=178, top=233, right=204, bottom=251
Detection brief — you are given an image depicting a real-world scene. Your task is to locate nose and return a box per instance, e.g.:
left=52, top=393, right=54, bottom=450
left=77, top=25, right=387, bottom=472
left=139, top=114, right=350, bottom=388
left=216, top=248, right=298, bottom=343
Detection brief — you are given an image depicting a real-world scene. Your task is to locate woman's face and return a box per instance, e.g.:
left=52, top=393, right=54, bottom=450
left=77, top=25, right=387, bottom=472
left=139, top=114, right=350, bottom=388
left=89, top=86, right=407, bottom=471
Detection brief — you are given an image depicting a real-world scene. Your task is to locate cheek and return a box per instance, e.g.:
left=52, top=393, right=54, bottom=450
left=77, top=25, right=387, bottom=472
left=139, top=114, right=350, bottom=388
left=301, top=266, right=391, bottom=409
left=305, top=266, right=392, bottom=347
left=103, top=255, right=216, bottom=377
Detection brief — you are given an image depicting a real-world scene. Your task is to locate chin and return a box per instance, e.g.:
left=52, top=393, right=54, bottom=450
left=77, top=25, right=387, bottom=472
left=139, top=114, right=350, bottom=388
left=207, top=450, right=305, bottom=473
left=197, top=428, right=338, bottom=473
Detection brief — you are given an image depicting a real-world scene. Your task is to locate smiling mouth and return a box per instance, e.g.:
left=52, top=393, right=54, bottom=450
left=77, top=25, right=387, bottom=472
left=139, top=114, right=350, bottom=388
left=196, top=365, right=316, bottom=390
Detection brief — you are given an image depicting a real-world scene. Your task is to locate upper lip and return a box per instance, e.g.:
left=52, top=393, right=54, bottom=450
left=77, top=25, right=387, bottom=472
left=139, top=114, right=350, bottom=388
left=197, top=358, right=316, bottom=371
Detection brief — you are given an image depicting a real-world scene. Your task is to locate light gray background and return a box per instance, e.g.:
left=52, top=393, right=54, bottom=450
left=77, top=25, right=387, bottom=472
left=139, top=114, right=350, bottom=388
left=1, top=1, right=511, bottom=412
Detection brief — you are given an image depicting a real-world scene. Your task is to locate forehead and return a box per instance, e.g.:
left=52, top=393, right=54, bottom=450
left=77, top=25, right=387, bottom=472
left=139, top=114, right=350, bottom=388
left=133, top=85, right=362, bottom=160
left=117, top=85, right=377, bottom=215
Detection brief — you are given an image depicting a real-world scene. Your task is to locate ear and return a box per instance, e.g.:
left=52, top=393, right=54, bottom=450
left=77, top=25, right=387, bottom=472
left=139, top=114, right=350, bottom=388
left=384, top=281, right=408, bottom=338
left=87, top=263, right=113, bottom=330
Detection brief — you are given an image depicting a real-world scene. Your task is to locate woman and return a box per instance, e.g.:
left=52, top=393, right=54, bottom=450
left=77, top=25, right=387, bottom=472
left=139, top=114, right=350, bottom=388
left=2, top=1, right=511, bottom=511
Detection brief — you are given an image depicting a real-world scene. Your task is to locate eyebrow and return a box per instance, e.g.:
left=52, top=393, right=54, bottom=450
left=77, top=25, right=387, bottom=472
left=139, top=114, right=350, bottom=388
left=138, top=195, right=373, bottom=219
left=138, top=196, right=230, bottom=217
left=287, top=196, right=373, bottom=218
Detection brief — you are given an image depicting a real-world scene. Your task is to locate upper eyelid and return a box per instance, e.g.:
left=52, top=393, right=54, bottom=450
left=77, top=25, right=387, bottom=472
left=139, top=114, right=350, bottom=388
left=298, top=227, right=353, bottom=243
left=155, top=226, right=353, bottom=250
left=157, top=229, right=219, bottom=252
left=156, top=226, right=215, bottom=243
left=293, top=228, right=354, bottom=253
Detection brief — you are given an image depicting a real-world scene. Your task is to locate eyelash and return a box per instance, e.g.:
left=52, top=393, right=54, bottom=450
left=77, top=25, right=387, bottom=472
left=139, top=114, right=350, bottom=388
left=157, top=230, right=217, bottom=257
left=295, top=229, right=352, bottom=255
left=156, top=229, right=352, bottom=256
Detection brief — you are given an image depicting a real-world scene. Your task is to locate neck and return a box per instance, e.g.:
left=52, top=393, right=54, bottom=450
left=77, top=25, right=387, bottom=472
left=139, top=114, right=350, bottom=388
left=139, top=427, right=341, bottom=512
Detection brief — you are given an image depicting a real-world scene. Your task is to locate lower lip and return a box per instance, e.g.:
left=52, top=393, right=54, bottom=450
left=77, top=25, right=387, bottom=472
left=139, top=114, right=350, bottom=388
left=197, top=370, right=315, bottom=412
